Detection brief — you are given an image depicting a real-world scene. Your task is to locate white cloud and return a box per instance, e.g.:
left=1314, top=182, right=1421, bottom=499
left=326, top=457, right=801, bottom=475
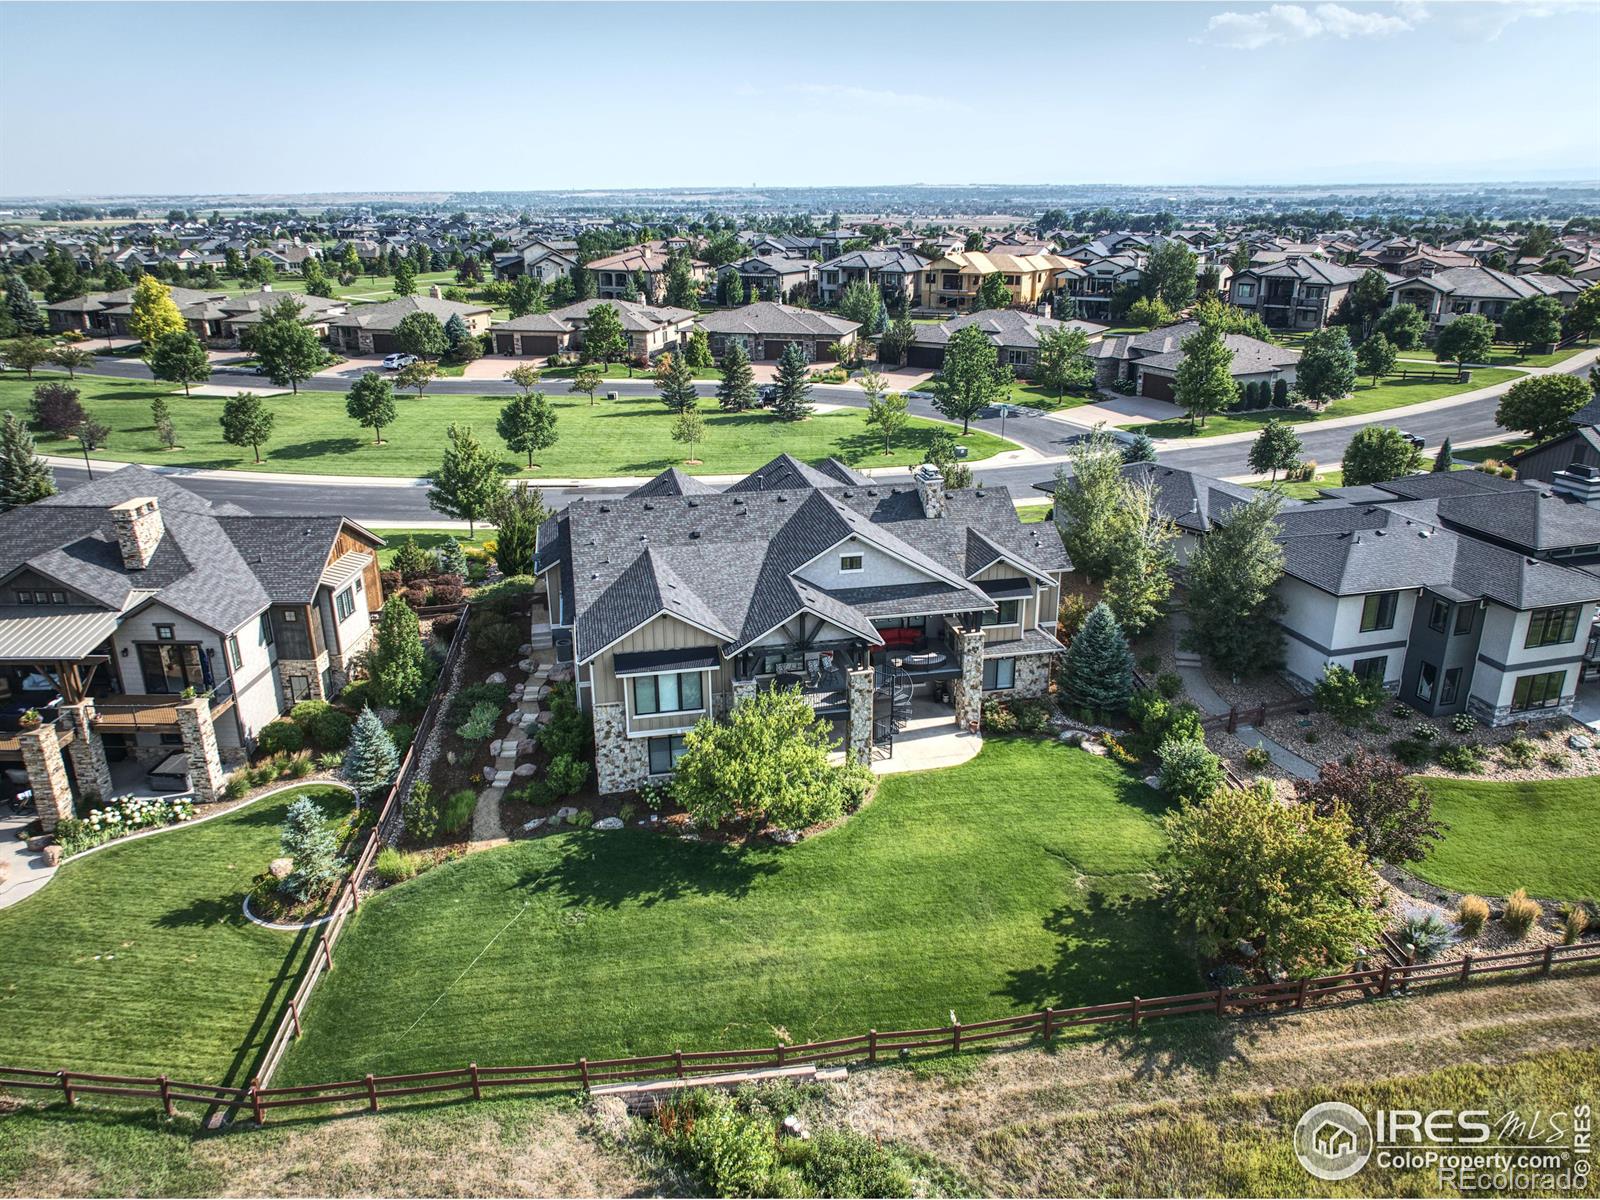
left=1200, top=2, right=1419, bottom=49
left=1443, top=1, right=1591, bottom=42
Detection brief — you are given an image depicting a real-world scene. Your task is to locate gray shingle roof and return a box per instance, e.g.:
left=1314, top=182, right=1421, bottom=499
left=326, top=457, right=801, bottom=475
left=697, top=302, right=859, bottom=339
left=911, top=308, right=1107, bottom=351
left=330, top=295, right=491, bottom=331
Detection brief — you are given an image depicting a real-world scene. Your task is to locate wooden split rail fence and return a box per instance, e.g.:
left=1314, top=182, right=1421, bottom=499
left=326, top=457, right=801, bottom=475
left=1200, top=696, right=1308, bottom=735
left=4, top=941, right=1596, bottom=1126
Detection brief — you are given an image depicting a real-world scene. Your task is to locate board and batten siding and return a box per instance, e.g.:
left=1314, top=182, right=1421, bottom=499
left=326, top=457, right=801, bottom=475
left=587, top=613, right=728, bottom=712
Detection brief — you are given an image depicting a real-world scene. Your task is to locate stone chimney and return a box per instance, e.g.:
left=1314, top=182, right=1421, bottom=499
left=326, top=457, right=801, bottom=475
left=1551, top=463, right=1600, bottom=508
left=429, top=284, right=443, bottom=299
left=914, top=463, right=947, bottom=518
left=109, top=497, right=164, bottom=570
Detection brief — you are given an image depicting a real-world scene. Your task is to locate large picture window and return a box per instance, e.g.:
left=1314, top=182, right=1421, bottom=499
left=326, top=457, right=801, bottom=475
left=1524, top=605, right=1580, bottom=649
left=981, top=600, right=1020, bottom=627
left=632, top=670, right=704, bottom=715
left=1511, top=670, right=1566, bottom=712
left=1360, top=592, right=1398, bottom=633
left=982, top=658, right=1015, bottom=690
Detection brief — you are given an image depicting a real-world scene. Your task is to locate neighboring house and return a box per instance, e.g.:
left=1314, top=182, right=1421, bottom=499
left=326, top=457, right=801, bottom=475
left=492, top=238, right=580, bottom=282
left=1057, top=464, right=1600, bottom=726
left=45, top=285, right=225, bottom=337
left=488, top=299, right=696, bottom=359
left=719, top=255, right=817, bottom=303
left=697, top=301, right=860, bottom=362
left=906, top=309, right=1107, bottom=377
left=816, top=249, right=930, bottom=307
left=0, top=467, right=384, bottom=828
left=327, top=293, right=493, bottom=355
left=1081, top=321, right=1300, bottom=398
left=746, top=232, right=824, bottom=259
left=248, top=243, right=321, bottom=274
left=1054, top=251, right=1143, bottom=321
left=918, top=250, right=1077, bottom=310
left=1227, top=256, right=1371, bottom=330
left=535, top=454, right=1071, bottom=792
left=46, top=284, right=345, bottom=348
left=586, top=244, right=710, bottom=300
left=1387, top=267, right=1587, bottom=336
left=1511, top=396, right=1600, bottom=486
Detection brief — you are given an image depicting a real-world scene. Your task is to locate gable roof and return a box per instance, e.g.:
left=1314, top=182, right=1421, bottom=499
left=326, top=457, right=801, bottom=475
left=696, top=302, right=859, bottom=339
left=328, top=294, right=491, bottom=331
left=911, top=308, right=1107, bottom=350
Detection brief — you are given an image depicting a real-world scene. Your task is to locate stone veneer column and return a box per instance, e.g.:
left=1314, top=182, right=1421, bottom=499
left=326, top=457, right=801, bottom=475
left=1010, top=654, right=1054, bottom=700
left=952, top=628, right=986, bottom=732
left=19, top=723, right=73, bottom=832
left=846, top=667, right=875, bottom=763
left=592, top=702, right=647, bottom=794
left=61, top=701, right=113, bottom=804
left=731, top=679, right=757, bottom=706
left=174, top=698, right=226, bottom=803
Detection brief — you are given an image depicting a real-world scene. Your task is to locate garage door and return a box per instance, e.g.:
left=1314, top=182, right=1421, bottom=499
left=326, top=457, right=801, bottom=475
left=369, top=333, right=397, bottom=355
left=495, top=334, right=517, bottom=355
left=522, top=334, right=562, bottom=356
left=1140, top=371, right=1176, bottom=401
left=764, top=340, right=802, bottom=361
left=906, top=345, right=944, bottom=370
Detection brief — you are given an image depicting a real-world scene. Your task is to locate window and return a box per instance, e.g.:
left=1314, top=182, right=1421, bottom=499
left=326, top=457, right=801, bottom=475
left=1524, top=605, right=1580, bottom=649
left=648, top=734, right=687, bottom=775
left=839, top=553, right=863, bottom=573
left=15, top=591, right=31, bottom=605
left=49, top=591, right=65, bottom=605
left=632, top=670, right=704, bottom=715
left=1416, top=661, right=1437, bottom=702
left=1235, top=283, right=1255, bottom=299
left=1511, top=670, right=1566, bottom=712
left=982, top=658, right=1015, bottom=690
left=1005, top=348, right=1030, bottom=365
left=354, top=574, right=363, bottom=594
left=1441, top=667, right=1462, bottom=705
left=981, top=600, right=1020, bottom=627
left=1454, top=605, right=1475, bottom=636
left=335, top=587, right=356, bottom=620
left=1353, top=656, right=1387, bottom=684
left=226, top=634, right=242, bottom=670
left=1427, top=600, right=1449, bottom=634
left=283, top=609, right=299, bottom=623
left=155, top=624, right=175, bottom=641
left=1360, top=593, right=1397, bottom=633
left=260, top=613, right=275, bottom=646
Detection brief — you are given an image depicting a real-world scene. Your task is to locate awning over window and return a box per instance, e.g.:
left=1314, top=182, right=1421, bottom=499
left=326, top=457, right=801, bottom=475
left=977, top=577, right=1035, bottom=600
left=0, top=607, right=121, bottom=662
left=320, top=552, right=374, bottom=591
left=612, top=645, right=721, bottom=677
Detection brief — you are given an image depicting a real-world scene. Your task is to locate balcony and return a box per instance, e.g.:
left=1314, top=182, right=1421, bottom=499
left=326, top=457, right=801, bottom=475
left=92, top=680, right=236, bottom=733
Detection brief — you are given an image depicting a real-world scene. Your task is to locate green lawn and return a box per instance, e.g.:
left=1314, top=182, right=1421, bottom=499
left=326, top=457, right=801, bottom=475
left=1017, top=502, right=1053, bottom=523
left=370, top=528, right=493, bottom=567
left=0, top=784, right=353, bottom=1084
left=280, top=740, right=1192, bottom=1082
left=1129, top=368, right=1522, bottom=440
left=3, top=373, right=1011, bottom=478
left=1412, top=775, right=1600, bottom=900
left=1249, top=469, right=1343, bottom=499
left=1397, top=339, right=1595, bottom=369
left=542, top=362, right=721, bottom=381
left=1453, top=438, right=1532, bottom=464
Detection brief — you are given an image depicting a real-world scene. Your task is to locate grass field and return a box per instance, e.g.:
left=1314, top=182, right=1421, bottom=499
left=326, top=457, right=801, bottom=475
left=1396, top=339, right=1595, bottom=369
left=1412, top=774, right=1600, bottom=900
left=1128, top=367, right=1522, bottom=440
left=1016, top=503, right=1053, bottom=523
left=369, top=528, right=493, bottom=567
left=279, top=740, right=1192, bottom=1082
left=1249, top=469, right=1343, bottom=499
left=3, top=373, right=1011, bottom=478
left=0, top=784, right=353, bottom=1084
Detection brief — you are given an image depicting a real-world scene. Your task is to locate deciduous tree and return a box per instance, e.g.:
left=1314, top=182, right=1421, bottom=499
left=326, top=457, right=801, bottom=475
left=1434, top=314, right=1494, bottom=367
left=427, top=423, right=501, bottom=535
left=1341, top=425, right=1421, bottom=487
left=671, top=408, right=707, bottom=463
left=218, top=391, right=275, bottom=463
left=580, top=302, right=629, bottom=368
left=128, top=275, right=184, bottom=347
left=1354, top=331, right=1397, bottom=386
left=1173, top=319, right=1235, bottom=429
left=1295, top=749, right=1445, bottom=866
left=345, top=372, right=397, bottom=444
left=1500, top=295, right=1564, bottom=352
left=496, top=391, right=557, bottom=468
left=1374, top=303, right=1427, bottom=350
left=1495, top=373, right=1591, bottom=443
left=50, top=345, right=94, bottom=378
left=865, top=391, right=909, bottom=454
left=504, top=363, right=542, bottom=396
left=1143, top=239, right=1198, bottom=309
left=148, top=330, right=210, bottom=396
left=932, top=323, right=1008, bottom=433
left=1247, top=417, right=1302, bottom=482
left=569, top=364, right=604, bottom=407
left=1293, top=326, right=1357, bottom=406
left=976, top=271, right=1012, bottom=310
left=393, top=311, right=447, bottom=359
left=2, top=335, right=53, bottom=378
left=395, top=359, right=441, bottom=397
left=253, top=298, right=324, bottom=393
left=1035, top=325, right=1093, bottom=397
left=1182, top=491, right=1285, bottom=673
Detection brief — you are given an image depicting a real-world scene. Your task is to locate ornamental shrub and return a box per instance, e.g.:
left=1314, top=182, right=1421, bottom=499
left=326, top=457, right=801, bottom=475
left=256, top=719, right=303, bottom=756
left=1313, top=664, right=1385, bottom=729
left=403, top=780, right=438, bottom=840
left=455, top=701, right=500, bottom=741
left=279, top=795, right=340, bottom=902
left=1502, top=888, right=1540, bottom=938
left=1060, top=602, right=1135, bottom=717
left=543, top=752, right=590, bottom=799
left=1456, top=894, right=1489, bottom=937
left=1157, top=736, right=1225, bottom=804
left=1399, top=908, right=1459, bottom=961
left=342, top=705, right=399, bottom=799
left=440, top=788, right=477, bottom=834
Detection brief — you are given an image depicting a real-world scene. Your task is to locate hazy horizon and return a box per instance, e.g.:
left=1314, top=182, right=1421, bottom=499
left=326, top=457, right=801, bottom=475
left=2, top=1, right=1597, bottom=197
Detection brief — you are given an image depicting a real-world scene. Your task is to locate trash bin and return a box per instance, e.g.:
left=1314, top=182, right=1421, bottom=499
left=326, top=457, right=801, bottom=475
left=606, top=390, right=618, bottom=402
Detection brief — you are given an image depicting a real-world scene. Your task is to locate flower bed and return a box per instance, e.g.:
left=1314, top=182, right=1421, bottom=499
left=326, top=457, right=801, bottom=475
left=57, top=794, right=196, bottom=857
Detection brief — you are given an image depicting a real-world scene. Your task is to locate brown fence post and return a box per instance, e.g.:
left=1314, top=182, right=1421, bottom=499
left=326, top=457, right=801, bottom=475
left=1296, top=977, right=1309, bottom=1009
left=469, top=1062, right=481, bottom=1101
left=867, top=1029, right=878, bottom=1063
left=1379, top=963, right=1392, bottom=996
left=776, top=1043, right=786, bottom=1067
left=1226, top=706, right=1238, bottom=734
left=58, top=1070, right=75, bottom=1108
left=158, top=1074, right=174, bottom=1118
left=674, top=1050, right=685, bottom=1080
left=1542, top=944, right=1554, bottom=974
left=1460, top=952, right=1472, bottom=984
left=365, top=1074, right=378, bottom=1113
left=1042, top=1007, right=1055, bottom=1042
left=952, top=1021, right=962, bottom=1053
left=1215, top=986, right=1227, bottom=1017
left=320, top=933, right=333, bottom=971
left=250, top=1076, right=264, bottom=1125
left=578, top=1058, right=590, bottom=1090
left=1130, top=996, right=1142, bottom=1031
left=289, top=998, right=302, bottom=1038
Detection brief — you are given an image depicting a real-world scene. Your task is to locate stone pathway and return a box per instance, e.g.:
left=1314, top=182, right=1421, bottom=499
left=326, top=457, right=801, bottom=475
left=466, top=622, right=562, bottom=853
left=0, top=811, right=56, bottom=910
left=1232, top=724, right=1320, bottom=780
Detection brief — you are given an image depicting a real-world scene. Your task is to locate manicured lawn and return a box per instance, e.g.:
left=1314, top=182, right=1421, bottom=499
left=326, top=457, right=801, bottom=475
left=370, top=527, right=493, bottom=567
left=280, top=740, right=1192, bottom=1082
left=3, top=373, right=1011, bottom=478
left=1412, top=775, right=1600, bottom=900
left=1249, top=469, right=1343, bottom=499
left=0, top=784, right=353, bottom=1084
left=1453, top=438, right=1531, bottom=464
left=1397, top=340, right=1595, bottom=369
left=1128, top=368, right=1522, bottom=440
left=543, top=362, right=722, bottom=381
left=1017, top=502, right=1053, bottom=523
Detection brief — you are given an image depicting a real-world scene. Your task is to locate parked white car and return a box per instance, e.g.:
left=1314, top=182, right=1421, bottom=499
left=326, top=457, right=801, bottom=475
left=381, top=353, right=417, bottom=370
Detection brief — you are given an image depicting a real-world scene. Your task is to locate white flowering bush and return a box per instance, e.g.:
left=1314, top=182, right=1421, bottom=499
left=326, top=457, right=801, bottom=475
left=57, top=794, right=196, bottom=856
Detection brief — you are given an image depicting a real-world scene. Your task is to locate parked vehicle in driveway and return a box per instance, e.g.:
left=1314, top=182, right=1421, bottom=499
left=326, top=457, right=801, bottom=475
left=381, top=353, right=417, bottom=370
left=1396, top=430, right=1425, bottom=450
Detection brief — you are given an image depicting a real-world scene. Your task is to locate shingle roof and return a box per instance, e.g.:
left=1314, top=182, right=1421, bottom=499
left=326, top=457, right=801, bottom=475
left=628, top=468, right=719, bottom=498
left=696, top=302, right=859, bottom=339
left=911, top=308, right=1107, bottom=350
left=329, top=295, right=491, bottom=331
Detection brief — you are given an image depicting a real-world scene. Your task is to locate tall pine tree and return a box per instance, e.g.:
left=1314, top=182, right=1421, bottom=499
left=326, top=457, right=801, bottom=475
left=716, top=341, right=756, bottom=411
left=772, top=341, right=813, bottom=421
left=0, top=410, right=56, bottom=511
left=341, top=706, right=400, bottom=800
left=1060, top=602, right=1135, bottom=717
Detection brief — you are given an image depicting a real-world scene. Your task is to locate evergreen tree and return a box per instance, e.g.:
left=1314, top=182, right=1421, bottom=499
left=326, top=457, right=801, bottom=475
left=1173, top=319, right=1235, bottom=429
left=278, top=795, right=341, bottom=900
left=218, top=391, right=275, bottom=463
left=1182, top=491, right=1286, bottom=674
left=392, top=260, right=416, bottom=296
left=148, top=330, right=210, bottom=396
left=715, top=340, right=756, bottom=411
left=684, top=327, right=713, bottom=369
left=1433, top=436, right=1454, bottom=472
left=253, top=297, right=323, bottom=393
left=0, top=410, right=55, bottom=511
left=1294, top=327, right=1358, bottom=406
left=772, top=340, right=813, bottom=421
left=1060, top=602, right=1135, bottom=716
left=496, top=391, right=558, bottom=468
left=128, top=275, right=184, bottom=347
left=657, top=349, right=699, bottom=413
left=341, top=705, right=401, bottom=798
left=427, top=423, right=501, bottom=535
left=150, top=395, right=179, bottom=449
left=1122, top=430, right=1157, bottom=464
left=664, top=255, right=698, bottom=309
left=345, top=372, right=398, bottom=444
left=1247, top=418, right=1302, bottom=482
left=5, top=275, right=44, bottom=334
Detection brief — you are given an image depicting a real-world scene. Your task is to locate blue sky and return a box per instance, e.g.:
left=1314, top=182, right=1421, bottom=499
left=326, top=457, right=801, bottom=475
left=1, top=1, right=1596, bottom=196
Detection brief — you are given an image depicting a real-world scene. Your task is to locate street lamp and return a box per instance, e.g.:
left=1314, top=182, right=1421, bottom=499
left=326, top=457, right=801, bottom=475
left=999, top=403, right=1009, bottom=441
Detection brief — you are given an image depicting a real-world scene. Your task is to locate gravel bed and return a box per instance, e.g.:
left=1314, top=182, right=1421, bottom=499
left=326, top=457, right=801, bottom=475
left=1375, top=873, right=1575, bottom=966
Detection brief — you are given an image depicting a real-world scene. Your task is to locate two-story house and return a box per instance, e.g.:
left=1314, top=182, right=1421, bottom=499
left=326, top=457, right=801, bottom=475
left=1386, top=266, right=1587, bottom=337
left=918, top=250, right=1077, bottom=311
left=535, top=454, right=1070, bottom=793
left=718, top=255, right=817, bottom=303
left=1228, top=256, right=1371, bottom=330
left=817, top=249, right=930, bottom=308
left=0, top=467, right=384, bottom=828
left=585, top=244, right=710, bottom=300
left=492, top=238, right=580, bottom=282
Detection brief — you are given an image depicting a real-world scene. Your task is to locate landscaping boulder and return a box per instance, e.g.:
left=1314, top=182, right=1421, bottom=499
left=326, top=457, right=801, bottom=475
left=1570, top=734, right=1593, bottom=751
left=549, top=665, right=574, bottom=684
left=518, top=643, right=532, bottom=656
left=482, top=766, right=498, bottom=784
left=521, top=817, right=545, bottom=832
left=485, top=671, right=507, bottom=685
left=769, top=829, right=801, bottom=845
left=1058, top=729, right=1085, bottom=746
left=25, top=834, right=52, bottom=852
left=513, top=763, right=537, bottom=778
left=42, top=844, right=61, bottom=867
left=268, top=856, right=294, bottom=880
left=1144, top=775, right=1162, bottom=791
left=489, top=739, right=503, bottom=757
left=593, top=817, right=624, bottom=830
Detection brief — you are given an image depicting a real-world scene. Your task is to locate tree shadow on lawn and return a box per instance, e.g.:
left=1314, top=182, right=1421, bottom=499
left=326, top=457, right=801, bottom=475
left=514, top=829, right=780, bottom=910
left=155, top=891, right=249, bottom=930
left=1099, top=1010, right=1262, bottom=1083
left=269, top=437, right=367, bottom=461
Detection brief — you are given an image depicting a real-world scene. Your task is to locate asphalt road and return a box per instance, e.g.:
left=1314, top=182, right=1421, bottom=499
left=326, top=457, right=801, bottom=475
left=41, top=351, right=1595, bottom=521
